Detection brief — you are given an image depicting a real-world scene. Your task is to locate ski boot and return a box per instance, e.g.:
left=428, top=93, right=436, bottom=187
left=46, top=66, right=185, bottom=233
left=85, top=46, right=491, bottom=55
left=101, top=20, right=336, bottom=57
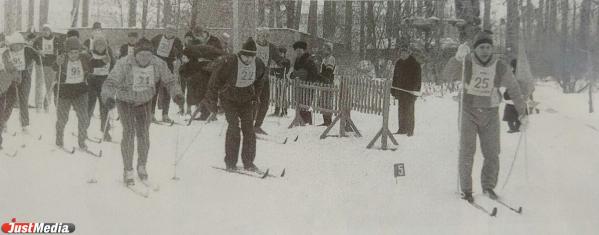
left=103, top=132, right=112, bottom=142
left=483, top=189, right=498, bottom=200
left=162, top=114, right=172, bottom=123
left=78, top=140, right=87, bottom=150
left=55, top=135, right=64, bottom=147
left=254, top=127, right=268, bottom=135
left=244, top=164, right=260, bottom=172
left=137, top=165, right=148, bottom=181
left=461, top=192, right=474, bottom=203
left=124, top=170, right=135, bottom=186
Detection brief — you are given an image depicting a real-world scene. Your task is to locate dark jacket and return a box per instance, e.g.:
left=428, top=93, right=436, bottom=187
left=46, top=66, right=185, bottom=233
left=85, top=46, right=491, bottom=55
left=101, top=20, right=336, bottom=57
left=33, top=34, right=63, bottom=67
left=54, top=53, right=91, bottom=99
left=89, top=47, right=115, bottom=78
left=291, top=52, right=322, bottom=83
left=119, top=43, right=136, bottom=59
left=181, top=34, right=223, bottom=77
left=181, top=35, right=224, bottom=105
left=392, top=55, right=421, bottom=98
left=206, top=54, right=266, bottom=105
left=151, top=35, right=183, bottom=69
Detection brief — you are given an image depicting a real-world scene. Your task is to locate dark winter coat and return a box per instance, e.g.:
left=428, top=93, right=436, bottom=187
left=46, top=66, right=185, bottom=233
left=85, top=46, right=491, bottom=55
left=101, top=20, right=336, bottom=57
left=502, top=91, right=519, bottom=122
left=54, top=53, right=91, bottom=99
left=206, top=54, right=266, bottom=106
left=150, top=35, right=183, bottom=70
left=88, top=47, right=116, bottom=78
left=181, top=34, right=224, bottom=105
left=291, top=52, right=323, bottom=83
left=391, top=55, right=422, bottom=98
left=33, top=34, right=63, bottom=67
left=119, top=43, right=136, bottom=59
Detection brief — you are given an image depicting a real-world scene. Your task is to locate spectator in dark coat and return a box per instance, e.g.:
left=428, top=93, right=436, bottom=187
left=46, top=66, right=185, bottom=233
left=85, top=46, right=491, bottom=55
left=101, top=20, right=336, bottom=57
left=290, top=41, right=322, bottom=125
left=391, top=42, right=422, bottom=136
left=503, top=59, right=522, bottom=133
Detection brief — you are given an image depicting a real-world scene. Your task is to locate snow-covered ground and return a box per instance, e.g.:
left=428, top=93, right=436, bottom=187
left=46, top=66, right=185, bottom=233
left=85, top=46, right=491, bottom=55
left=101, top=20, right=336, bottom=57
left=1, top=80, right=598, bottom=235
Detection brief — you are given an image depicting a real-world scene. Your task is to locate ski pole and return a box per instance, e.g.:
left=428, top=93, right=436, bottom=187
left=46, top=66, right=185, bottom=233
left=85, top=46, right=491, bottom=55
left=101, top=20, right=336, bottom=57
left=500, top=130, right=525, bottom=191
left=172, top=118, right=181, bottom=180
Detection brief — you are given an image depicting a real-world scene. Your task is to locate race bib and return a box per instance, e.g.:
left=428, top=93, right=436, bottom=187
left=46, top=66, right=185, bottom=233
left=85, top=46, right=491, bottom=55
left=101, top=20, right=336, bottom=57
left=256, top=44, right=269, bottom=66
left=9, top=50, right=26, bottom=71
left=127, top=46, right=134, bottom=57
left=93, top=63, right=110, bottom=76
left=235, top=57, right=256, bottom=88
left=466, top=58, right=497, bottom=97
left=132, top=65, right=155, bottom=92
left=42, top=38, right=54, bottom=55
left=156, top=37, right=174, bottom=57
left=65, top=61, right=84, bottom=84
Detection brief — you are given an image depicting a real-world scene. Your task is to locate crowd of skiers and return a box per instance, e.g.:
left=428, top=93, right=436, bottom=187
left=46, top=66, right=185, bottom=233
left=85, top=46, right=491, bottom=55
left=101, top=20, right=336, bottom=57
left=1, top=22, right=535, bottom=200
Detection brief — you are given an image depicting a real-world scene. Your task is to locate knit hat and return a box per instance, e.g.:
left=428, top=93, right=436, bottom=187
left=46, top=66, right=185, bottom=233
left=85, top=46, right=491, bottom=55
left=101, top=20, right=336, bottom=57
left=128, top=31, right=139, bottom=38
left=92, top=22, right=102, bottom=30
left=134, top=38, right=154, bottom=55
left=5, top=33, right=26, bottom=45
left=42, top=24, right=52, bottom=32
left=292, top=41, right=307, bottom=50
left=184, top=31, right=193, bottom=38
left=67, top=30, right=80, bottom=38
left=92, top=35, right=108, bottom=50
left=239, top=37, right=257, bottom=56
left=472, top=30, right=493, bottom=49
left=64, top=37, right=82, bottom=51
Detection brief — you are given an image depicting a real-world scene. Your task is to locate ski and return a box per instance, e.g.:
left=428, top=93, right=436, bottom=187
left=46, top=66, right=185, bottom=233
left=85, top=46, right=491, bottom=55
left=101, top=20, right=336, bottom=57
left=489, top=198, right=523, bottom=214
left=212, top=166, right=270, bottom=179
left=2, top=149, right=18, bottom=157
left=256, top=135, right=288, bottom=145
left=140, top=179, right=160, bottom=192
left=76, top=148, right=102, bottom=158
left=467, top=201, right=498, bottom=217
left=124, top=182, right=150, bottom=198
left=152, top=120, right=175, bottom=126
left=53, top=146, right=76, bottom=154
left=71, top=132, right=102, bottom=144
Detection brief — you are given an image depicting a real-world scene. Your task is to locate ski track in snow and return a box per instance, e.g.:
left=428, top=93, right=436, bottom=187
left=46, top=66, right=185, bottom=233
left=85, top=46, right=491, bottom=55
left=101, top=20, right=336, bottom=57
left=1, top=81, right=598, bottom=234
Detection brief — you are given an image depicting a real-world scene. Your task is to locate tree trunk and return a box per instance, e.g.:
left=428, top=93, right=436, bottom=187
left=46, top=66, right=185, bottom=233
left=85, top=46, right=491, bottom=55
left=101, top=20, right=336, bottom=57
left=483, top=0, right=491, bottom=31
left=367, top=2, right=374, bottom=49
left=295, top=0, right=302, bottom=29
left=163, top=0, right=171, bottom=27
left=286, top=0, right=295, bottom=29
left=345, top=1, right=353, bottom=50
left=506, top=0, right=520, bottom=59
left=16, top=0, right=22, bottom=31
left=307, top=1, right=318, bottom=36
left=82, top=0, right=89, bottom=27
left=39, top=0, right=50, bottom=27
left=258, top=0, right=265, bottom=27
left=156, top=0, right=161, bottom=28
left=27, top=0, right=34, bottom=31
left=141, top=0, right=149, bottom=32
left=559, top=0, right=569, bottom=92
left=454, top=0, right=481, bottom=42
left=268, top=0, right=275, bottom=27
left=385, top=1, right=394, bottom=40
left=190, top=0, right=198, bottom=29
left=70, top=0, right=80, bottom=28
left=128, top=0, right=137, bottom=27
left=4, top=0, right=15, bottom=35
left=323, top=1, right=334, bottom=40
left=359, top=1, right=365, bottom=59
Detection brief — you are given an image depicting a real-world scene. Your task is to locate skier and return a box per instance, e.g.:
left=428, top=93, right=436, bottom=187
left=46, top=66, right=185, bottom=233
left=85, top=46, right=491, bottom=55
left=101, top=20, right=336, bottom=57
left=3, top=33, right=41, bottom=134
left=443, top=31, right=529, bottom=202
left=151, top=24, right=183, bottom=123
left=54, top=37, right=91, bottom=149
left=87, top=36, right=115, bottom=141
left=101, top=38, right=184, bottom=186
left=253, top=28, right=284, bottom=135
left=391, top=41, right=422, bottom=137
left=119, top=32, right=139, bottom=59
left=318, top=42, right=335, bottom=126
left=181, top=25, right=223, bottom=121
left=205, top=37, right=266, bottom=171
left=0, top=35, right=17, bottom=149
left=290, top=41, right=322, bottom=125
left=33, top=24, right=63, bottom=113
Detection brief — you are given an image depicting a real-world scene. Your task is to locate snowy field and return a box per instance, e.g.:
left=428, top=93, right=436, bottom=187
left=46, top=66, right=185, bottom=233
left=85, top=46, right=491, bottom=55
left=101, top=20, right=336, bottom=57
left=1, top=80, right=598, bottom=235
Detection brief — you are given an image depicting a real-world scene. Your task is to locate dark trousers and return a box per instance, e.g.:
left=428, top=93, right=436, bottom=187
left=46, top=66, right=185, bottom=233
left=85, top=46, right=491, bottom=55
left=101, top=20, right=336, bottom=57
left=151, top=82, right=170, bottom=116
left=88, top=77, right=111, bottom=133
left=507, top=120, right=521, bottom=131
left=56, top=94, right=89, bottom=146
left=17, top=73, right=32, bottom=127
left=223, top=99, right=256, bottom=168
left=254, top=80, right=270, bottom=128
left=0, top=84, right=17, bottom=146
left=397, top=94, right=416, bottom=135
left=179, top=75, right=188, bottom=112
left=117, top=101, right=152, bottom=171
left=300, top=111, right=313, bottom=125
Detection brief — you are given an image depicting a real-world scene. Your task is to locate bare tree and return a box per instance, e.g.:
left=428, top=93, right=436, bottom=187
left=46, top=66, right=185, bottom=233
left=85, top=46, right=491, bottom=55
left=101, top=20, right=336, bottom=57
left=359, top=1, right=365, bottom=59
left=16, top=0, right=22, bottom=31
left=28, top=0, right=35, bottom=31
left=454, top=0, right=481, bottom=41
left=163, top=0, right=172, bottom=27
left=307, top=1, right=318, bottom=36
left=71, top=0, right=80, bottom=28
left=39, top=0, right=50, bottom=27
left=142, top=0, right=149, bottom=31
left=295, top=0, right=302, bottom=29
left=345, top=1, right=353, bottom=50
left=128, top=0, right=137, bottom=27
left=286, top=0, right=295, bottom=29
left=82, top=0, right=90, bottom=27
left=506, top=0, right=520, bottom=59
left=483, top=0, right=491, bottom=30
left=156, top=0, right=161, bottom=27
left=269, top=0, right=275, bottom=27
left=258, top=0, right=265, bottom=27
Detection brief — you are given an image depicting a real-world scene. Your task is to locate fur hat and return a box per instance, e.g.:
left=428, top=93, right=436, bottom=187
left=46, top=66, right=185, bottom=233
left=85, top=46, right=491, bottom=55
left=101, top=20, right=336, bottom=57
left=293, top=41, right=307, bottom=50
left=239, top=37, right=257, bottom=56
left=92, top=22, right=102, bottom=30
left=134, top=38, right=154, bottom=55
left=66, top=30, right=80, bottom=39
left=64, top=37, right=82, bottom=51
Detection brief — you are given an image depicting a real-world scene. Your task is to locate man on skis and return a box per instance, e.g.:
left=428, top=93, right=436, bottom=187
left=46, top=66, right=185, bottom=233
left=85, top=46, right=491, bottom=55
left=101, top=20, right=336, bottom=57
left=102, top=38, right=184, bottom=186
left=0, top=34, right=18, bottom=149
left=87, top=35, right=115, bottom=141
left=54, top=37, right=92, bottom=150
left=33, top=24, right=63, bottom=113
left=443, top=30, right=528, bottom=202
left=205, top=37, right=266, bottom=171
left=151, top=24, right=183, bottom=123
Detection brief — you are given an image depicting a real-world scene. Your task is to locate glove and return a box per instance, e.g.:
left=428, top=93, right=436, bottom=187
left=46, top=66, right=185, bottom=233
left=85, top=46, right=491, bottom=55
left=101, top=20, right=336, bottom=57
left=519, top=114, right=529, bottom=131
left=104, top=97, right=116, bottom=110
left=454, top=43, right=470, bottom=62
left=173, top=94, right=185, bottom=106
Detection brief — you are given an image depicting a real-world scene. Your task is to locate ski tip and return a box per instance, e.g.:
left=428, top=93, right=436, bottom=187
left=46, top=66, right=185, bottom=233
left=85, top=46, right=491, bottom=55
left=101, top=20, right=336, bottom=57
left=87, top=178, right=98, bottom=184
left=491, top=207, right=498, bottom=217
left=11, top=132, right=16, bottom=136
left=171, top=176, right=180, bottom=181
left=517, top=207, right=523, bottom=214
left=261, top=169, right=270, bottom=179
left=98, top=150, right=103, bottom=158
left=37, top=135, right=42, bottom=140
left=282, top=138, right=288, bottom=144
left=169, top=120, right=175, bottom=126
left=280, top=168, right=286, bottom=177
left=294, top=135, right=299, bottom=141
left=70, top=147, right=76, bottom=154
